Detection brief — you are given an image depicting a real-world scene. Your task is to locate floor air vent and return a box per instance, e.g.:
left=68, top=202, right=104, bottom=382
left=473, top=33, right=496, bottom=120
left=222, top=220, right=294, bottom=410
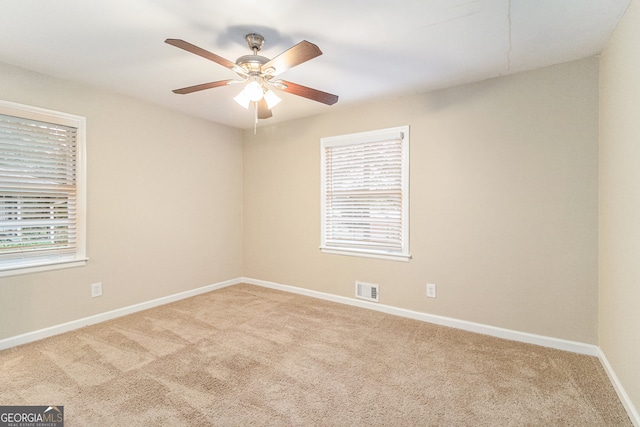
left=356, top=281, right=379, bottom=302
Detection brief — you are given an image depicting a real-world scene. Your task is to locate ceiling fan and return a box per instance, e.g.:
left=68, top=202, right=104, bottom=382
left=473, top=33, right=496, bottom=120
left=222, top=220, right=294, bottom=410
left=165, top=33, right=339, bottom=120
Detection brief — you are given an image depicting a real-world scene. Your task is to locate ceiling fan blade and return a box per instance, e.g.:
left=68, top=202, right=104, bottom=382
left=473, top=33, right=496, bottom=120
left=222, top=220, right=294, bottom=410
left=262, top=41, right=322, bottom=76
left=257, top=99, right=273, bottom=119
left=165, top=39, right=243, bottom=73
left=172, top=79, right=235, bottom=95
left=278, top=80, right=338, bottom=105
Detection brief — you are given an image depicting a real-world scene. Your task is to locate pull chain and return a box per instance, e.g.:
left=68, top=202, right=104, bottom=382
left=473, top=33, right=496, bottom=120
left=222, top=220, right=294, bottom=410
left=253, top=101, right=258, bottom=134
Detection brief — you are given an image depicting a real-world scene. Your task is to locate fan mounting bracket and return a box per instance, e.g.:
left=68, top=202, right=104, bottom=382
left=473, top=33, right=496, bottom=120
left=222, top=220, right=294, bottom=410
left=245, top=33, right=265, bottom=53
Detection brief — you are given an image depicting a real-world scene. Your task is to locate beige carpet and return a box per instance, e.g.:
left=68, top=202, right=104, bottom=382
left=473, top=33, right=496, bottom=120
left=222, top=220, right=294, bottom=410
left=0, top=283, right=631, bottom=426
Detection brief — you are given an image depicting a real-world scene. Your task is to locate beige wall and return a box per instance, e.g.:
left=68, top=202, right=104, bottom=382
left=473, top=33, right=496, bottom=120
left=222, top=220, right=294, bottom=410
left=243, top=57, right=599, bottom=344
left=0, top=62, right=243, bottom=340
left=600, top=0, right=640, bottom=414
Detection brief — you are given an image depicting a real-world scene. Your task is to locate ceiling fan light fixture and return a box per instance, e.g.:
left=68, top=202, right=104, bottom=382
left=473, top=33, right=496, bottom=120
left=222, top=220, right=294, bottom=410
left=263, top=90, right=281, bottom=109
left=233, top=90, right=251, bottom=109
left=244, top=80, right=264, bottom=102
left=234, top=79, right=265, bottom=109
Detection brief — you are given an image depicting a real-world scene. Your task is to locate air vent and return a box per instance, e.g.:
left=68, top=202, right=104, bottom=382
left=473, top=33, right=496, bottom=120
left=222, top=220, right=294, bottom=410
left=355, top=281, right=379, bottom=302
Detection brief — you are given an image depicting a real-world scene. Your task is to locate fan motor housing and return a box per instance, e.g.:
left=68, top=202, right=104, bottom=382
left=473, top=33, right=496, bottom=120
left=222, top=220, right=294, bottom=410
left=236, top=54, right=269, bottom=73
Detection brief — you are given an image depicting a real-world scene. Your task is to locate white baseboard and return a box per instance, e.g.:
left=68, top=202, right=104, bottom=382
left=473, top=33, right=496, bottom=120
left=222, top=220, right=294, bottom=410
left=2, top=276, right=636, bottom=425
left=242, top=277, right=639, bottom=424
left=0, top=278, right=241, bottom=351
left=241, top=277, right=599, bottom=356
left=0, top=276, right=597, bottom=356
left=598, top=348, right=640, bottom=427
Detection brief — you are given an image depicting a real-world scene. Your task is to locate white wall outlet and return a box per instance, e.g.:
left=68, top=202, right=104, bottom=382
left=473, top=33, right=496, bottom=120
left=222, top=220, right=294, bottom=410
left=91, top=282, right=103, bottom=298
left=426, top=283, right=437, bottom=298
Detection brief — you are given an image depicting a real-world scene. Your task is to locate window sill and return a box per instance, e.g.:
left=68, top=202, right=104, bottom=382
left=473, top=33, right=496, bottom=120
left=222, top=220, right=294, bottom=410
left=320, top=247, right=411, bottom=262
left=0, top=257, right=88, bottom=278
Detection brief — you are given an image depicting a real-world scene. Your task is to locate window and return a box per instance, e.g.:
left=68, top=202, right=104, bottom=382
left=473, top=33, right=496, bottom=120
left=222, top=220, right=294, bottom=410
left=320, top=126, right=410, bottom=261
left=0, top=100, right=87, bottom=276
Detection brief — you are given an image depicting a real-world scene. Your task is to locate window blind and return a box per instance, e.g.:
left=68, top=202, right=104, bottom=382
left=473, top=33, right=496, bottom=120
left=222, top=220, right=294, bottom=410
left=322, top=129, right=408, bottom=257
left=0, top=113, right=79, bottom=260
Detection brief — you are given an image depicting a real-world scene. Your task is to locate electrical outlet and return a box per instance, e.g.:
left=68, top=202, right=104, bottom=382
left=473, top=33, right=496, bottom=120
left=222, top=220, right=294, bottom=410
left=426, top=283, right=437, bottom=298
left=91, top=282, right=102, bottom=298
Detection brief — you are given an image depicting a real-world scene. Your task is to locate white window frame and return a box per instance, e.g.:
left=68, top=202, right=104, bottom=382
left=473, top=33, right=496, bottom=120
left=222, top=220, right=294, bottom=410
left=320, top=125, right=410, bottom=262
left=0, top=100, right=87, bottom=277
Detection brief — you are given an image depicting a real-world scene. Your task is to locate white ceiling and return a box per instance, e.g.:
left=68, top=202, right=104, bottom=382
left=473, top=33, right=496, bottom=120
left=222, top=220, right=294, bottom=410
left=0, top=0, right=631, bottom=130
